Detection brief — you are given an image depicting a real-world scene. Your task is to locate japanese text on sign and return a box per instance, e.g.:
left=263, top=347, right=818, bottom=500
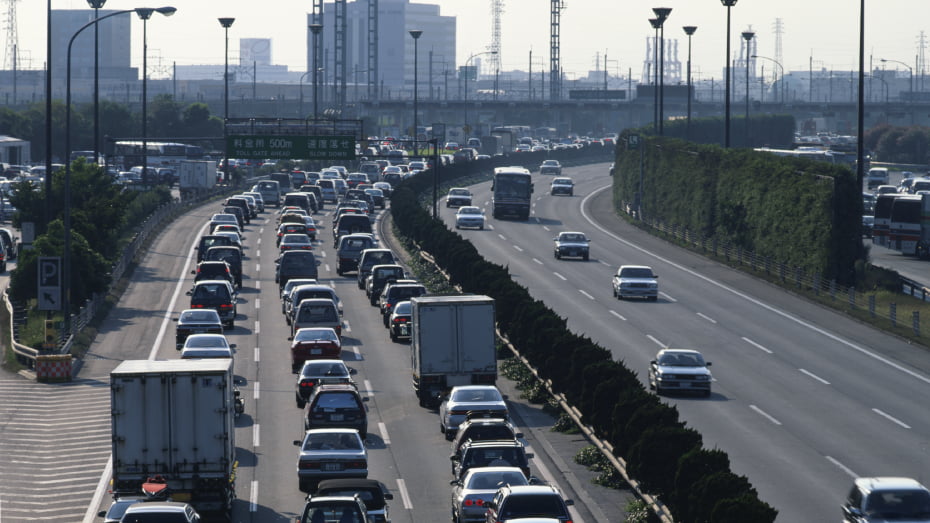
left=227, top=135, right=356, bottom=160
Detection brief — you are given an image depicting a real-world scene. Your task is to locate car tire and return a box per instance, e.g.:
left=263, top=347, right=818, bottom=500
left=648, top=296, right=658, bottom=301
left=612, top=287, right=617, bottom=297
left=390, top=331, right=397, bottom=342
left=583, top=253, right=589, bottom=261
left=704, top=389, right=712, bottom=398
left=478, top=225, right=484, bottom=230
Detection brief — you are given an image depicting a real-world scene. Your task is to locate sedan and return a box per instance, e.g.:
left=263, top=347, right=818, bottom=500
left=455, top=206, right=485, bottom=230
left=648, top=348, right=713, bottom=397
left=439, top=385, right=508, bottom=440
left=280, top=233, right=314, bottom=252
left=293, top=428, right=368, bottom=493
left=539, top=159, right=562, bottom=175
left=611, top=265, right=658, bottom=301
left=549, top=177, right=574, bottom=196
left=291, top=327, right=342, bottom=373
left=553, top=231, right=590, bottom=261
left=450, top=467, right=529, bottom=523
left=175, top=309, right=223, bottom=349
left=446, top=188, right=473, bottom=207
left=388, top=300, right=412, bottom=342
left=295, top=359, right=355, bottom=407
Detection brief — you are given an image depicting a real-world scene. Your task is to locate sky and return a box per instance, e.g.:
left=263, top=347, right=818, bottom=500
left=13, top=0, right=930, bottom=82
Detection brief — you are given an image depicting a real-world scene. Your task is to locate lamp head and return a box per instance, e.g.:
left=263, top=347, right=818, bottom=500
left=86, top=0, right=106, bottom=8
left=720, top=0, right=738, bottom=6
left=683, top=25, right=697, bottom=36
left=652, top=7, right=672, bottom=23
left=741, top=31, right=755, bottom=41
left=218, top=17, right=235, bottom=29
left=649, top=18, right=661, bottom=30
left=309, top=23, right=323, bottom=35
left=409, top=29, right=423, bottom=40
left=155, top=7, right=177, bottom=16
left=135, top=8, right=154, bottom=20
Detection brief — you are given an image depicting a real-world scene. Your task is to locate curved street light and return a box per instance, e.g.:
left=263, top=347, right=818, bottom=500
left=752, top=54, right=784, bottom=104
left=218, top=17, right=235, bottom=186
left=649, top=18, right=661, bottom=132
left=136, top=7, right=177, bottom=182
left=880, top=58, right=913, bottom=100
left=742, top=30, right=754, bottom=144
left=683, top=26, right=697, bottom=139
left=409, top=30, right=423, bottom=141
left=464, top=50, right=496, bottom=138
left=64, top=6, right=176, bottom=332
left=310, top=23, right=324, bottom=120
left=653, top=8, right=672, bottom=136
left=87, top=0, right=107, bottom=163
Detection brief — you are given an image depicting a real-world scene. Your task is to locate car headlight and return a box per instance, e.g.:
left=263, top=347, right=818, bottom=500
left=693, top=375, right=711, bottom=381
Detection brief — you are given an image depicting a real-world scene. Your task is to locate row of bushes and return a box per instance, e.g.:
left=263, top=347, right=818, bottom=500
left=391, top=149, right=777, bottom=522
left=613, top=132, right=860, bottom=284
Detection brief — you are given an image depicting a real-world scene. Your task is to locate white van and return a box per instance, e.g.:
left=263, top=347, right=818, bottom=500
left=867, top=168, right=889, bottom=190
left=254, top=179, right=282, bottom=206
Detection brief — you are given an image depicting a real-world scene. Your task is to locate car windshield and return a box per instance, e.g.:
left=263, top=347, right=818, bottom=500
left=192, top=284, right=229, bottom=300
left=467, top=471, right=528, bottom=490
left=450, top=189, right=469, bottom=196
left=184, top=336, right=227, bottom=348
left=303, top=432, right=362, bottom=451
left=553, top=179, right=571, bottom=185
left=394, top=301, right=412, bottom=314
left=304, top=505, right=365, bottom=523
left=658, top=352, right=705, bottom=367
left=452, top=388, right=502, bottom=402
left=304, top=362, right=348, bottom=377
left=543, top=160, right=559, bottom=166
left=121, top=514, right=191, bottom=523
left=620, top=268, right=654, bottom=278
left=179, top=310, right=219, bottom=322
left=458, top=207, right=481, bottom=215
left=501, top=494, right=568, bottom=517
left=559, top=234, right=586, bottom=242
left=297, top=305, right=338, bottom=322
left=283, top=235, right=311, bottom=245
left=865, top=489, right=930, bottom=518
left=313, top=392, right=361, bottom=410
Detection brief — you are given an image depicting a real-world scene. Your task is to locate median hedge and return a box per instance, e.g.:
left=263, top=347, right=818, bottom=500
left=391, top=149, right=777, bottom=522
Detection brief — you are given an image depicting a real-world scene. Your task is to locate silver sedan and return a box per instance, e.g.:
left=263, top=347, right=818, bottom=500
left=439, top=385, right=508, bottom=440
left=455, top=206, right=486, bottom=230
left=450, top=466, right=529, bottom=523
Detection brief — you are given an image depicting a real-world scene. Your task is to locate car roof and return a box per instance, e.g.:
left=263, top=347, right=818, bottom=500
left=619, top=264, right=653, bottom=271
left=123, top=501, right=192, bottom=513
left=854, top=477, right=928, bottom=492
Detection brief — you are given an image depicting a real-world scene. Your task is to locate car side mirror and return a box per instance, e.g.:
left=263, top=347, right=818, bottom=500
left=287, top=336, right=293, bottom=341
left=293, top=440, right=302, bottom=446
left=383, top=492, right=393, bottom=500
left=234, top=389, right=241, bottom=397
left=706, top=362, right=712, bottom=366
left=525, top=453, right=534, bottom=459
left=362, top=397, right=369, bottom=402
left=230, top=344, right=237, bottom=349
left=565, top=499, right=574, bottom=506
left=172, top=318, right=178, bottom=322
left=190, top=270, right=196, bottom=275
left=650, top=360, right=657, bottom=365
left=98, top=510, right=107, bottom=517
left=186, top=291, right=192, bottom=296
left=349, top=367, right=358, bottom=375
left=552, top=237, right=557, bottom=241
left=515, top=432, right=524, bottom=439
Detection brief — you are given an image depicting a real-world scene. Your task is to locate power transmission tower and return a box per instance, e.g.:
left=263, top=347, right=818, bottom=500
left=367, top=0, right=378, bottom=100
left=550, top=0, right=565, bottom=101
left=489, top=0, right=503, bottom=74
left=773, top=18, right=784, bottom=69
left=2, top=0, right=19, bottom=70
left=334, top=0, right=347, bottom=111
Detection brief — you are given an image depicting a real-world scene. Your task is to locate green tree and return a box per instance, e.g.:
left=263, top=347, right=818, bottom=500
left=149, top=94, right=182, bottom=138
left=181, top=102, right=222, bottom=137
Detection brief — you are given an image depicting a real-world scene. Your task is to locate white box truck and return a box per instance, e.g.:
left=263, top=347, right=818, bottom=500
left=178, top=160, right=215, bottom=197
left=109, top=359, right=236, bottom=518
left=410, top=295, right=497, bottom=408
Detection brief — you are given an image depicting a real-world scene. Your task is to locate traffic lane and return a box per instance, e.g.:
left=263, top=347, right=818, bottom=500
left=868, top=241, right=929, bottom=288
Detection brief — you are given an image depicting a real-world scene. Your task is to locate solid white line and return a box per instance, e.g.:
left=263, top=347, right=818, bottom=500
left=825, top=456, right=858, bottom=478
left=646, top=335, right=665, bottom=348
left=396, top=479, right=413, bottom=510
left=255, top=263, right=260, bottom=272
left=250, top=480, right=259, bottom=512
left=513, top=245, right=523, bottom=252
left=253, top=424, right=260, bottom=447
left=253, top=381, right=260, bottom=400
left=599, top=260, right=610, bottom=266
left=579, top=289, right=595, bottom=300
left=364, top=379, right=373, bottom=393
left=542, top=225, right=550, bottom=231
left=378, top=422, right=390, bottom=445
left=658, top=291, right=677, bottom=302
left=799, top=368, right=831, bottom=385
left=553, top=272, right=567, bottom=281
left=750, top=405, right=782, bottom=425
left=696, top=312, right=717, bottom=324
left=254, top=321, right=260, bottom=334
left=872, top=408, right=911, bottom=429
left=498, top=234, right=507, bottom=241
left=580, top=184, right=930, bottom=387
left=532, top=258, right=543, bottom=265
left=742, top=337, right=773, bottom=354
left=255, top=298, right=260, bottom=309
left=254, top=347, right=260, bottom=362
left=343, top=320, right=351, bottom=333
left=609, top=310, right=627, bottom=321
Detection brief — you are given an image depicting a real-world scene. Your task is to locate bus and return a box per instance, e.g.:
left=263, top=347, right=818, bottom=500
left=491, top=166, right=533, bottom=220
left=888, top=194, right=927, bottom=256
left=753, top=147, right=864, bottom=171
left=109, top=141, right=205, bottom=171
left=873, top=193, right=902, bottom=248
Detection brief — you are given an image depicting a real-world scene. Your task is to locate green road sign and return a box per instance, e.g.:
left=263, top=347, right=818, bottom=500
left=627, top=134, right=640, bottom=150
left=227, top=135, right=356, bottom=160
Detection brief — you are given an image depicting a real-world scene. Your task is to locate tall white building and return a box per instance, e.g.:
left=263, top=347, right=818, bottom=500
left=309, top=0, right=455, bottom=99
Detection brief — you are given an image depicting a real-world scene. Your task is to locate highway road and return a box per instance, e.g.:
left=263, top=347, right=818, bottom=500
left=437, top=163, right=930, bottom=522
left=0, top=191, right=629, bottom=521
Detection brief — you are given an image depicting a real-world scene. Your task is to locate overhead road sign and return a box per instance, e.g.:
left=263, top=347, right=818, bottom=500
left=226, top=135, right=356, bottom=160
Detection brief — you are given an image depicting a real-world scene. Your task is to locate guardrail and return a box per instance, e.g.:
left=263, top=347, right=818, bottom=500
left=6, top=183, right=243, bottom=370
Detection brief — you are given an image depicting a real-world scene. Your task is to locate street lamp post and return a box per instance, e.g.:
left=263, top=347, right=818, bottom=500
left=653, top=8, right=672, bottom=136
left=880, top=58, right=913, bottom=99
left=136, top=8, right=174, bottom=182
left=218, top=17, right=234, bottom=186
left=721, top=0, right=738, bottom=148
left=409, top=29, right=423, bottom=143
left=649, top=18, right=660, bottom=132
left=683, top=26, right=697, bottom=139
left=65, top=6, right=176, bottom=331
left=87, top=0, right=106, bottom=163
left=464, top=50, right=496, bottom=138
left=298, top=71, right=312, bottom=117
left=752, top=54, right=784, bottom=104
left=742, top=31, right=754, bottom=144
left=310, top=23, right=323, bottom=120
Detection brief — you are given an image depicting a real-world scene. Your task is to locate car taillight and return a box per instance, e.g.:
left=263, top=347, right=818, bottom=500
left=298, top=461, right=320, bottom=470
left=449, top=409, right=468, bottom=416
left=463, top=497, right=485, bottom=507
left=335, top=325, right=342, bottom=336
left=218, top=303, right=233, bottom=310
left=347, top=461, right=366, bottom=469
left=191, top=304, right=205, bottom=308
left=393, top=317, right=408, bottom=324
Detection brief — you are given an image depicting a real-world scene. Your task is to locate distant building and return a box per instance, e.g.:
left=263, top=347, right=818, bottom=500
left=51, top=10, right=136, bottom=82
left=0, top=136, right=31, bottom=165
left=240, top=38, right=273, bottom=67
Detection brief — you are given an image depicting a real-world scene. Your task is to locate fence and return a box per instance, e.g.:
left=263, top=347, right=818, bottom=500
left=7, top=184, right=238, bottom=370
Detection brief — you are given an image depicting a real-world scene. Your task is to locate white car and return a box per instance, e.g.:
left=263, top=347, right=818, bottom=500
left=648, top=348, right=713, bottom=396
left=611, top=265, right=658, bottom=300
left=439, top=385, right=508, bottom=439
left=455, top=206, right=485, bottom=230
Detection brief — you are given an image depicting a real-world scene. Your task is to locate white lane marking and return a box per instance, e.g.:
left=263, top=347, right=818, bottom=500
left=487, top=224, right=495, bottom=230
left=256, top=280, right=261, bottom=290
left=750, top=405, right=782, bottom=425
left=659, top=291, right=677, bottom=302
left=553, top=272, right=567, bottom=281
left=542, top=225, right=550, bottom=231
left=646, top=335, right=665, bottom=348
left=320, top=250, right=326, bottom=258
left=325, top=264, right=331, bottom=272
left=250, top=480, right=259, bottom=512
left=256, top=249, right=261, bottom=258
left=254, top=347, right=260, bottom=362
left=580, top=185, right=930, bottom=387
left=253, top=381, right=260, bottom=400
left=253, top=424, right=260, bottom=447
left=257, top=238, right=261, bottom=245
left=396, top=479, right=413, bottom=510
left=872, top=408, right=911, bottom=429
left=513, top=245, right=524, bottom=252
left=742, top=337, right=773, bottom=354
left=599, top=260, right=610, bottom=266
left=255, top=298, right=260, bottom=310
left=534, top=217, right=541, bottom=224
left=351, top=347, right=361, bottom=360
left=343, top=320, right=351, bottom=333
left=531, top=258, right=544, bottom=266
left=378, top=422, right=390, bottom=445
left=254, top=321, right=260, bottom=334
left=799, top=368, right=830, bottom=385
left=255, top=263, right=260, bottom=272
left=498, top=234, right=507, bottom=241
left=579, top=289, right=595, bottom=300
left=364, top=379, right=373, bottom=392
left=825, top=456, right=858, bottom=478
left=260, top=227, right=264, bottom=234
left=696, top=312, right=717, bottom=324
left=609, top=310, right=627, bottom=321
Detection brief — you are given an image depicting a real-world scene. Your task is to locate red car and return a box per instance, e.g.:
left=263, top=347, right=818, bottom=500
left=290, top=327, right=341, bottom=373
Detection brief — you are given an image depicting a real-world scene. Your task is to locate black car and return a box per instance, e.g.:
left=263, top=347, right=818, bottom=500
left=379, top=283, right=427, bottom=326
left=204, top=246, right=243, bottom=288
left=335, top=234, right=377, bottom=276
left=333, top=214, right=372, bottom=246
left=224, top=196, right=252, bottom=222
left=304, top=383, right=369, bottom=436
left=453, top=439, right=533, bottom=480
left=222, top=206, right=245, bottom=228
left=174, top=309, right=223, bottom=349
left=276, top=250, right=319, bottom=291
left=450, top=413, right=523, bottom=459
left=356, top=249, right=396, bottom=289
left=185, top=281, right=237, bottom=329
left=196, top=235, right=235, bottom=263
left=366, top=265, right=406, bottom=305
left=0, top=228, right=18, bottom=260
left=312, top=479, right=393, bottom=523
left=299, top=185, right=324, bottom=210
left=191, top=261, right=234, bottom=286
